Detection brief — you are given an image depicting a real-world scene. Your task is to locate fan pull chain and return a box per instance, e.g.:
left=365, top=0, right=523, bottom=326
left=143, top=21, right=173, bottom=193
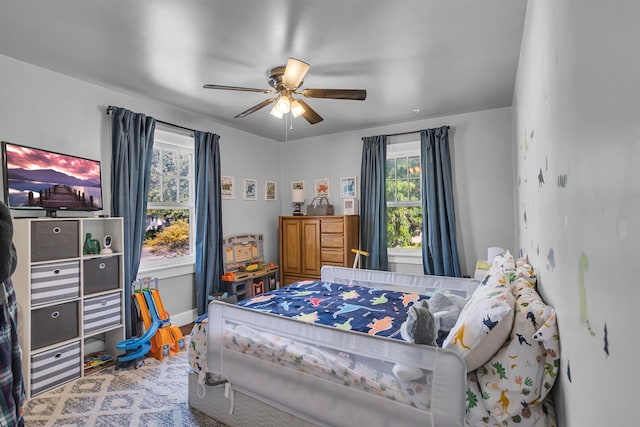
left=285, top=112, right=289, bottom=143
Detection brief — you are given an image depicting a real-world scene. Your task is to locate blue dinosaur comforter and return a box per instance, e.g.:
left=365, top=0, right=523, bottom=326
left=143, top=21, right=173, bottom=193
left=236, top=280, right=428, bottom=339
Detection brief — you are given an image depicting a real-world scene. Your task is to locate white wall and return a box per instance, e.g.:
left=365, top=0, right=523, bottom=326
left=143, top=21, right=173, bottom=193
left=281, top=108, right=515, bottom=277
left=513, top=1, right=640, bottom=425
left=0, top=53, right=282, bottom=322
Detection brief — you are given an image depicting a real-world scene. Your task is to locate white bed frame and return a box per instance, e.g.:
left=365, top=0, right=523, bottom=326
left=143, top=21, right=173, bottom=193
left=188, top=266, right=480, bottom=427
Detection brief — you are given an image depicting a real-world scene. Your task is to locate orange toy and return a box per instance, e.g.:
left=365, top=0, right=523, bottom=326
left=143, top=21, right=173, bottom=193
left=132, top=278, right=186, bottom=361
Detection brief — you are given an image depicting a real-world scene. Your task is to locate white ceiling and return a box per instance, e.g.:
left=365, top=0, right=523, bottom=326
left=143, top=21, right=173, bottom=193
left=0, top=0, right=527, bottom=142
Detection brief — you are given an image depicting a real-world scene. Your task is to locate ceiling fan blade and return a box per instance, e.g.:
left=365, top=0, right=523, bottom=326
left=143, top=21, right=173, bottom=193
left=295, top=99, right=324, bottom=124
left=282, top=57, right=310, bottom=90
left=234, top=98, right=277, bottom=118
left=301, top=88, right=367, bottom=100
left=203, top=84, right=274, bottom=94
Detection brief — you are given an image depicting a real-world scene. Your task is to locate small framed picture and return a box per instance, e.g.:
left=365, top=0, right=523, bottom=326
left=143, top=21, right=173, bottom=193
left=243, top=178, right=257, bottom=200
left=291, top=180, right=304, bottom=191
left=343, top=198, right=358, bottom=215
left=314, top=178, right=330, bottom=198
left=265, top=181, right=277, bottom=201
left=340, top=176, right=357, bottom=198
left=221, top=176, right=234, bottom=200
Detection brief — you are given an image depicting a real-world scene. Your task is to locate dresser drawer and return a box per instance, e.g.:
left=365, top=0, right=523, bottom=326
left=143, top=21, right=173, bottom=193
left=83, top=256, right=120, bottom=294
left=83, top=292, right=122, bottom=334
left=320, top=220, right=344, bottom=233
left=321, top=233, right=344, bottom=248
left=31, top=221, right=79, bottom=262
left=30, top=260, right=80, bottom=306
left=30, top=341, right=81, bottom=397
left=321, top=249, right=344, bottom=264
left=31, top=301, right=79, bottom=350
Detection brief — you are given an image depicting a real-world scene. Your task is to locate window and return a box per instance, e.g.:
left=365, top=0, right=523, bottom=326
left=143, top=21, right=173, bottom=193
left=141, top=128, right=194, bottom=267
left=386, top=140, right=422, bottom=249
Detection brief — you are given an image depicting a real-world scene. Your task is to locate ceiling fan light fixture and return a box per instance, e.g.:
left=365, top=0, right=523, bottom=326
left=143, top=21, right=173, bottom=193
left=274, top=95, right=291, bottom=114
left=283, top=58, right=310, bottom=90
left=290, top=99, right=305, bottom=118
left=269, top=104, right=284, bottom=118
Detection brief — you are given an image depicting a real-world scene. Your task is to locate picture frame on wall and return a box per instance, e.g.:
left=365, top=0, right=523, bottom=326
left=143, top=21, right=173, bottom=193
left=291, top=180, right=304, bottom=191
left=343, top=198, right=358, bottom=215
left=314, top=178, right=330, bottom=198
left=221, top=176, right=234, bottom=200
left=340, top=176, right=357, bottom=198
left=243, top=178, right=257, bottom=200
left=265, top=180, right=277, bottom=201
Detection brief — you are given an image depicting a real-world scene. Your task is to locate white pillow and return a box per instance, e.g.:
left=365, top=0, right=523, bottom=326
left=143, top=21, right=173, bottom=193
left=443, top=268, right=515, bottom=371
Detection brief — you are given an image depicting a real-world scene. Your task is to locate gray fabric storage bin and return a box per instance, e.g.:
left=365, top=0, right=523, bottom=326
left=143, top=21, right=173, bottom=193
left=83, top=256, right=120, bottom=294
left=31, top=220, right=79, bottom=262
left=30, top=341, right=81, bottom=397
left=83, top=292, right=122, bottom=334
left=31, top=301, right=79, bottom=350
left=30, top=260, right=80, bottom=306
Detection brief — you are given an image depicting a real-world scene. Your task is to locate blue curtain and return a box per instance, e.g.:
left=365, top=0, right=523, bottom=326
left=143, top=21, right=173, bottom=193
left=110, top=107, right=156, bottom=337
left=360, top=135, right=388, bottom=270
left=420, top=127, right=461, bottom=277
left=194, top=131, right=224, bottom=316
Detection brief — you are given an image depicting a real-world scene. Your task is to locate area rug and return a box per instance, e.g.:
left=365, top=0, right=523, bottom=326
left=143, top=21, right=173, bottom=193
left=23, top=345, right=224, bottom=427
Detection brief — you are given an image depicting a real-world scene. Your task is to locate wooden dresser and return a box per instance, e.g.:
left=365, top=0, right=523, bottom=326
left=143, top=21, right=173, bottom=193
left=278, top=215, right=360, bottom=286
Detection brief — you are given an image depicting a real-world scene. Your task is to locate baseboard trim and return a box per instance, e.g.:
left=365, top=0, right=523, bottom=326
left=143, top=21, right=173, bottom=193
left=171, top=308, right=198, bottom=327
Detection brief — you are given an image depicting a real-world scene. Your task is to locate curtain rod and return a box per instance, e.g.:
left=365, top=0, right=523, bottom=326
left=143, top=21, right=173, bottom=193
left=362, top=126, right=451, bottom=139
left=384, top=126, right=450, bottom=138
left=106, top=105, right=196, bottom=134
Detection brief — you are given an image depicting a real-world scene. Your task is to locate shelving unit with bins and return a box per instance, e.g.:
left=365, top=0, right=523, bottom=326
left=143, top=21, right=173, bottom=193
left=12, top=216, right=125, bottom=398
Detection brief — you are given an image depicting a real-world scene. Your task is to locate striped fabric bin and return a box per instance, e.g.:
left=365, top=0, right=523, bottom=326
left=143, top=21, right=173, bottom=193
left=83, top=292, right=122, bottom=334
left=30, top=341, right=81, bottom=397
left=30, top=261, right=80, bottom=306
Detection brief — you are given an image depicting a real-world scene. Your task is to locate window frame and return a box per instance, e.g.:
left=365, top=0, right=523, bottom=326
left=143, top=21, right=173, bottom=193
left=139, top=127, right=195, bottom=273
left=386, top=139, right=423, bottom=261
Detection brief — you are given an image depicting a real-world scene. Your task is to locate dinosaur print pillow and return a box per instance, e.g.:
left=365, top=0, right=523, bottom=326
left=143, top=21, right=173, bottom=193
left=465, top=267, right=560, bottom=426
left=442, top=267, right=515, bottom=371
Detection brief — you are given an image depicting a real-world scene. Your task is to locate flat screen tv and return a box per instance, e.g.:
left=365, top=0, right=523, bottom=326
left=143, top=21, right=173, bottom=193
left=2, top=141, right=103, bottom=215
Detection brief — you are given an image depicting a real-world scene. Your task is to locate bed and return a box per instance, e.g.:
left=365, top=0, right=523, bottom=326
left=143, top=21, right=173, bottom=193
left=188, top=266, right=480, bottom=427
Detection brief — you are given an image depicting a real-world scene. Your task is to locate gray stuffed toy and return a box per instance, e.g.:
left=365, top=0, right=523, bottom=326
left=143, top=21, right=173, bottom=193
left=399, top=300, right=437, bottom=346
left=394, top=300, right=437, bottom=382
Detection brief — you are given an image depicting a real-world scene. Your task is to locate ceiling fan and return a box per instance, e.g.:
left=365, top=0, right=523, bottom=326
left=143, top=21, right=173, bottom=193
left=203, top=57, right=367, bottom=125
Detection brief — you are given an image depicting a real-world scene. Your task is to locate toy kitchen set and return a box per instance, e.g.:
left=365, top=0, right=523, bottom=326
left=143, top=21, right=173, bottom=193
left=220, top=234, right=279, bottom=301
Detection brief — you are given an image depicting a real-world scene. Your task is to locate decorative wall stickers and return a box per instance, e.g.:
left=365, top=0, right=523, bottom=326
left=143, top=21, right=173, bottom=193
left=578, top=253, right=596, bottom=336
left=523, top=210, right=527, bottom=229
left=567, top=361, right=572, bottom=383
left=538, top=168, right=545, bottom=187
left=558, top=173, right=568, bottom=188
left=604, top=323, right=609, bottom=357
left=523, top=129, right=530, bottom=159
left=547, top=248, right=556, bottom=271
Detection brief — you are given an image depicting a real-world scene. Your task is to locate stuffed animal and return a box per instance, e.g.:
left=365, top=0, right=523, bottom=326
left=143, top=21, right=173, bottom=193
left=394, top=300, right=437, bottom=382
left=428, top=292, right=468, bottom=334
left=399, top=300, right=437, bottom=346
